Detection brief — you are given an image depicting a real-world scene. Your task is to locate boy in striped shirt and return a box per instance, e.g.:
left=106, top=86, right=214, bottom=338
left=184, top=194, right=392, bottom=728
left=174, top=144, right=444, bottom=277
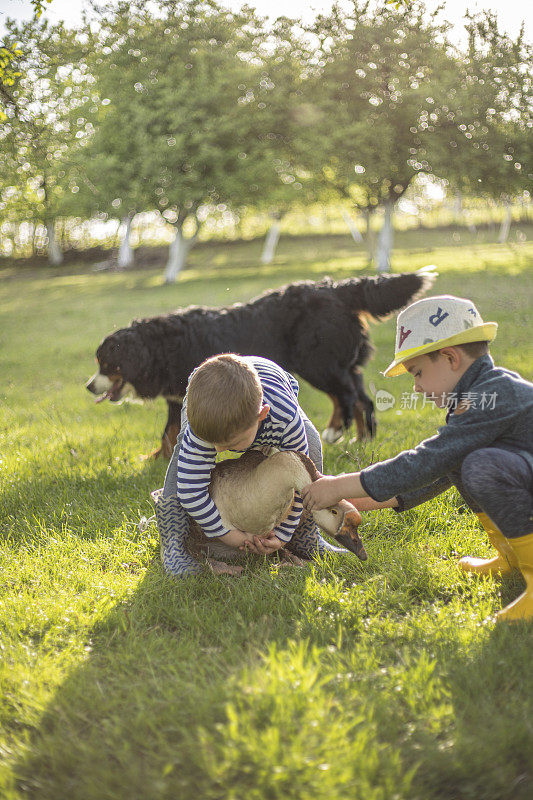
left=170, top=353, right=321, bottom=554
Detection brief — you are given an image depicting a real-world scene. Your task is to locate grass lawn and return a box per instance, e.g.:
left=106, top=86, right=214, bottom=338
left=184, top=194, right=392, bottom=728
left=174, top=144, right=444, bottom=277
left=1, top=227, right=533, bottom=799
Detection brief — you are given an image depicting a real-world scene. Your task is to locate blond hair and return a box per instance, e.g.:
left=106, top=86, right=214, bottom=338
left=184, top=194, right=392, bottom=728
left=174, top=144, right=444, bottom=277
left=187, top=354, right=263, bottom=443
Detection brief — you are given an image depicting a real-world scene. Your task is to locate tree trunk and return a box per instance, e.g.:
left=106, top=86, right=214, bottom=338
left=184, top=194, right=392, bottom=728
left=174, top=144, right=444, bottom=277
left=498, top=201, right=512, bottom=243
left=260, top=214, right=283, bottom=264
left=376, top=200, right=394, bottom=273
left=453, top=191, right=462, bottom=222
left=519, top=197, right=531, bottom=224
left=60, top=220, right=67, bottom=250
left=466, top=215, right=477, bottom=235
left=364, top=208, right=375, bottom=266
left=454, top=192, right=476, bottom=234
left=342, top=210, right=363, bottom=243
left=117, top=214, right=135, bottom=269
left=46, top=221, right=63, bottom=266
left=164, top=224, right=199, bottom=283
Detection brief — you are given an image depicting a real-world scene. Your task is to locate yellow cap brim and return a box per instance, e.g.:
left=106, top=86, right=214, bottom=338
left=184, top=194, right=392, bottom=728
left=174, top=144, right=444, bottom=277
left=383, top=322, right=498, bottom=377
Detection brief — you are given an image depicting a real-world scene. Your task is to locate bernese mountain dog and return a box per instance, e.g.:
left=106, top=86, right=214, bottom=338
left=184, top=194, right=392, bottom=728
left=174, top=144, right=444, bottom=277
left=86, top=269, right=435, bottom=457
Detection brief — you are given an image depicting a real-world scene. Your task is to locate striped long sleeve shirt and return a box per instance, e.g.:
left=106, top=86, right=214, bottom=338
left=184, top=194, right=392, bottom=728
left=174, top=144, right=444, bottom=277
left=176, top=356, right=309, bottom=541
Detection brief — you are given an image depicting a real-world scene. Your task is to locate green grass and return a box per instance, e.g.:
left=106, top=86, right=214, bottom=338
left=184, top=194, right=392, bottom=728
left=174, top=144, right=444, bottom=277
left=1, top=228, right=533, bottom=799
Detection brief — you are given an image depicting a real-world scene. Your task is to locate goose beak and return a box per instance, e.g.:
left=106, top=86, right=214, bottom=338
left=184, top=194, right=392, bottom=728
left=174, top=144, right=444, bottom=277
left=336, top=509, right=367, bottom=560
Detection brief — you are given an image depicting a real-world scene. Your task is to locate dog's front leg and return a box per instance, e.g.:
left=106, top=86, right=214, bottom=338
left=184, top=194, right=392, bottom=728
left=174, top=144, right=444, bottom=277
left=143, top=399, right=182, bottom=460
left=160, top=399, right=182, bottom=458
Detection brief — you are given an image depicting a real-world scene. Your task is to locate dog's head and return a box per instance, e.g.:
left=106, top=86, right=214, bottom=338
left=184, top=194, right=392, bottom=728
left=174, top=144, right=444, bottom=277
left=86, top=328, right=151, bottom=403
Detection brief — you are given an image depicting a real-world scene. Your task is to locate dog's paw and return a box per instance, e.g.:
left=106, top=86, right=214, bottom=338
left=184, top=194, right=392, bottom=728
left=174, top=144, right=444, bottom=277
left=321, top=427, right=343, bottom=444
left=140, top=447, right=164, bottom=461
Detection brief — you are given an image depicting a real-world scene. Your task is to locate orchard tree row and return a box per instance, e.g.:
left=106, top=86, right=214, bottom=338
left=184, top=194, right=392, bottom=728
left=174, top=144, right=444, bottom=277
left=1, top=0, right=531, bottom=278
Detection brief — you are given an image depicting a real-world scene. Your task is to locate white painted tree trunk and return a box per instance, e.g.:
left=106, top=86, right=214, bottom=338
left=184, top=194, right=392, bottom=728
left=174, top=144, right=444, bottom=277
left=498, top=201, right=512, bottom=243
left=46, top=221, right=63, bottom=265
left=260, top=218, right=282, bottom=264
left=342, top=210, right=363, bottom=242
left=376, top=200, right=394, bottom=273
left=117, top=214, right=134, bottom=268
left=164, top=226, right=198, bottom=283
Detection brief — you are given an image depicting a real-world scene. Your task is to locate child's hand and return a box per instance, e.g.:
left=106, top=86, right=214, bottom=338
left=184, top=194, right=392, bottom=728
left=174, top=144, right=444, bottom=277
left=218, top=528, right=255, bottom=548
left=240, top=531, right=284, bottom=555
left=301, top=475, right=345, bottom=511
left=218, top=528, right=284, bottom=555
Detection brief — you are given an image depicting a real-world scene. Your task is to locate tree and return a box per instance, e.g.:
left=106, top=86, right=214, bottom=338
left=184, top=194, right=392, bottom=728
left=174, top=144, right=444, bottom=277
left=1, top=18, right=94, bottom=264
left=240, top=14, right=333, bottom=264
left=149, top=1, right=317, bottom=281
left=433, top=10, right=532, bottom=243
left=300, top=1, right=459, bottom=270
left=70, top=4, right=161, bottom=268
left=0, top=0, right=52, bottom=116
left=84, top=1, right=296, bottom=279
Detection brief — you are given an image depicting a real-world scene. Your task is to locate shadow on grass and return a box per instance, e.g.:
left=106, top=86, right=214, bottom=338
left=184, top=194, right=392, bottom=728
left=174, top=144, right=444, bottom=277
left=3, top=460, right=165, bottom=548
left=122, top=260, right=373, bottom=295
left=88, top=264, right=533, bottom=332
left=10, top=539, right=533, bottom=800
left=414, top=617, right=533, bottom=800
left=12, top=559, right=312, bottom=800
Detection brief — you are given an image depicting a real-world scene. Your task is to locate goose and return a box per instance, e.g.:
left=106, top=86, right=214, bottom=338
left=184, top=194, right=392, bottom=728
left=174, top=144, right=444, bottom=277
left=188, top=448, right=367, bottom=561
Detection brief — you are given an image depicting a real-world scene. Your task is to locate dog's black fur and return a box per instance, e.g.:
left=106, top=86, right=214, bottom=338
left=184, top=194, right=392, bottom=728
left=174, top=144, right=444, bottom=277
left=87, top=271, right=434, bottom=456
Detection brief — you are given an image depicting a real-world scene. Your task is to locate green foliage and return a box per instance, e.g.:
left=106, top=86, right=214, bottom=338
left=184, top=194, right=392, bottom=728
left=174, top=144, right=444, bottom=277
left=384, top=0, right=411, bottom=8
left=283, top=0, right=531, bottom=239
left=79, top=1, right=307, bottom=234
left=0, top=41, right=23, bottom=107
left=0, top=231, right=532, bottom=798
left=0, top=19, right=93, bottom=232
left=0, top=0, right=52, bottom=117
left=31, top=0, right=53, bottom=18
left=2, top=0, right=531, bottom=271
left=434, top=9, right=533, bottom=200
left=299, top=1, right=456, bottom=211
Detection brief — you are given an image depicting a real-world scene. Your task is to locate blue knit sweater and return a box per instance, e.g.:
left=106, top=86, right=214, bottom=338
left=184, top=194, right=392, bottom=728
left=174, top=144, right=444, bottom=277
left=360, top=355, right=533, bottom=509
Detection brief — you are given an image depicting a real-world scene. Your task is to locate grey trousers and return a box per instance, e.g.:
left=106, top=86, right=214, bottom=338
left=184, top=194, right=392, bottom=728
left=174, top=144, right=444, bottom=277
left=458, top=448, right=533, bottom=538
left=399, top=447, right=533, bottom=539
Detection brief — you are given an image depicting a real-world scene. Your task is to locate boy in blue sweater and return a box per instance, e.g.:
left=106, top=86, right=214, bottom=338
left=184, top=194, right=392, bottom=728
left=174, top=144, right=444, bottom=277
left=302, top=295, right=533, bottom=621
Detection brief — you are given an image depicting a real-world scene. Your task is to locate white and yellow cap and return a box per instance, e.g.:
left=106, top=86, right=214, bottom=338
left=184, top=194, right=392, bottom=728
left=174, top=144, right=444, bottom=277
left=384, top=295, right=498, bottom=377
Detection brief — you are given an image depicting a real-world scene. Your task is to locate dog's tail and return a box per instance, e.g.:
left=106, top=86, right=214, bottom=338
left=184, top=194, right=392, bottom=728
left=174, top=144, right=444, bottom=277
left=336, top=266, right=438, bottom=319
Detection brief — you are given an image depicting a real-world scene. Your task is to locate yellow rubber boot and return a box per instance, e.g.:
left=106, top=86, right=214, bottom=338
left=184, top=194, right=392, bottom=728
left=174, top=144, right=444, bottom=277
left=458, top=513, right=519, bottom=576
left=497, top=533, right=533, bottom=622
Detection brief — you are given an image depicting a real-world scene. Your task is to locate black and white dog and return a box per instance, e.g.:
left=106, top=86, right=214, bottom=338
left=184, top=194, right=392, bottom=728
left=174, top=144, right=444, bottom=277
left=87, top=269, right=435, bottom=457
